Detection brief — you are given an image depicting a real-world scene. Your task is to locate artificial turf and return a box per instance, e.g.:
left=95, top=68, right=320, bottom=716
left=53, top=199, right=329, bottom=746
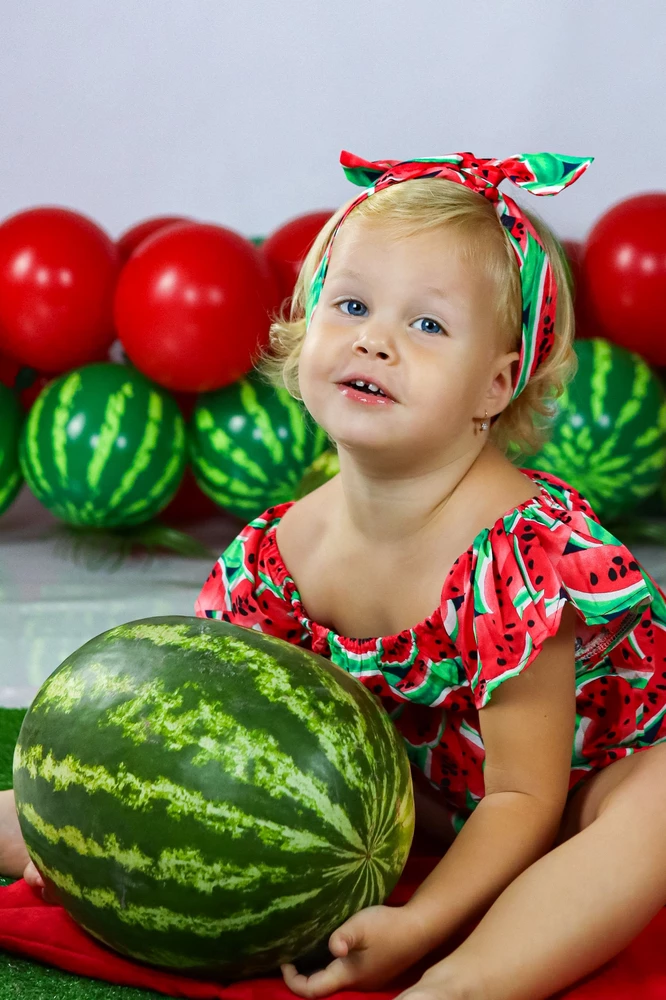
left=0, top=707, right=164, bottom=999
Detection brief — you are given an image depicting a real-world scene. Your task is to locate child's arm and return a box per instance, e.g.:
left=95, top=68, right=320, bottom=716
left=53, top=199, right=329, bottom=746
left=402, top=603, right=578, bottom=952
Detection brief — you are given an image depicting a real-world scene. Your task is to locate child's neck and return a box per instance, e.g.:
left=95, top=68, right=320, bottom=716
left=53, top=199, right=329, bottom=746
left=329, top=440, right=500, bottom=550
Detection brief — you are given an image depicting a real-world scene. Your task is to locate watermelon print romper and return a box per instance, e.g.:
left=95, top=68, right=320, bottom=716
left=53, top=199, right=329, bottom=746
left=195, top=469, right=666, bottom=837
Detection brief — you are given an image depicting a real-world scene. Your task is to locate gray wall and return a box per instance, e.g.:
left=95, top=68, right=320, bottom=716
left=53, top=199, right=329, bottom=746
left=1, top=0, right=663, bottom=243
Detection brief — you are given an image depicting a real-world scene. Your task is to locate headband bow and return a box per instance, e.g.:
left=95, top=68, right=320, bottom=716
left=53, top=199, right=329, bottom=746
left=306, top=150, right=593, bottom=401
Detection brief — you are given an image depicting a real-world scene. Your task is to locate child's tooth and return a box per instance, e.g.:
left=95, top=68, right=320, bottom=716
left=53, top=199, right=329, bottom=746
left=368, top=384, right=379, bottom=392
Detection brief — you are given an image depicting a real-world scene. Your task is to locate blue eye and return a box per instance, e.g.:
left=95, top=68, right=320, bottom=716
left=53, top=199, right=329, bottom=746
left=411, top=317, right=444, bottom=335
left=338, top=299, right=368, bottom=317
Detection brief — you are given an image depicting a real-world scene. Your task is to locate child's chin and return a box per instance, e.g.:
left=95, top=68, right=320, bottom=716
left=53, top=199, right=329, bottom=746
left=332, top=425, right=403, bottom=454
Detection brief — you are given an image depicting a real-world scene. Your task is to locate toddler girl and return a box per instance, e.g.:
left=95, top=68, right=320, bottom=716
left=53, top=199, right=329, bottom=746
left=10, top=150, right=666, bottom=1000
left=195, top=150, right=666, bottom=1000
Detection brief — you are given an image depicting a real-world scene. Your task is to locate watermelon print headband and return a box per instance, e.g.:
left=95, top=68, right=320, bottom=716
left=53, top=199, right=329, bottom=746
left=306, top=150, right=593, bottom=401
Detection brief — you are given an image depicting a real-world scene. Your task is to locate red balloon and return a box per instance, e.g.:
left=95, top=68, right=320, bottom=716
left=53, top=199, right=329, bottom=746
left=0, top=207, right=119, bottom=372
left=582, top=193, right=666, bottom=364
left=117, top=216, right=191, bottom=266
left=114, top=223, right=279, bottom=393
left=261, top=210, right=335, bottom=302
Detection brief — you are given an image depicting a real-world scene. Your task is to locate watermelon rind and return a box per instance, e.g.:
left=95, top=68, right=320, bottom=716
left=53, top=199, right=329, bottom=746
left=13, top=616, right=414, bottom=979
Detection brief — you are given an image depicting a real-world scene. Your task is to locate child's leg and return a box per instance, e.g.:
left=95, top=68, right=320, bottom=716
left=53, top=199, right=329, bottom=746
left=410, top=745, right=666, bottom=1000
left=0, top=789, right=30, bottom=878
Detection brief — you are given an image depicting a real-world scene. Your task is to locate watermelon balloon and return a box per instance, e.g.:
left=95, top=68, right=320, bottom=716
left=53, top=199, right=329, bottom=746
left=0, top=382, right=23, bottom=516
left=190, top=370, right=329, bottom=520
left=19, top=363, right=187, bottom=527
left=13, top=616, right=414, bottom=978
left=521, top=338, right=666, bottom=520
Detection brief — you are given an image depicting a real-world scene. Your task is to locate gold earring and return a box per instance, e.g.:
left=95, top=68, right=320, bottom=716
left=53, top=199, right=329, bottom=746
left=480, top=410, right=489, bottom=431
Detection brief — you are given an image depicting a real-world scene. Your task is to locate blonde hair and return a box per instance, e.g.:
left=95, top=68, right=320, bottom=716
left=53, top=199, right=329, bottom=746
left=254, top=179, right=577, bottom=458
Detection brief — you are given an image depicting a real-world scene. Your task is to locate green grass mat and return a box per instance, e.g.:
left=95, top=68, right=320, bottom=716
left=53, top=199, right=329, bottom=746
left=0, top=708, right=165, bottom=999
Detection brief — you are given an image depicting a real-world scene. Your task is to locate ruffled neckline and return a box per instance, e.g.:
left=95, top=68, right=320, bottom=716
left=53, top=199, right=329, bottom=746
left=262, top=476, right=553, bottom=645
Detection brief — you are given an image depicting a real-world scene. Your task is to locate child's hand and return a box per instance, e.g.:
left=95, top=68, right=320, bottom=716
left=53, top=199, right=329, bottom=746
left=281, top=904, right=426, bottom=998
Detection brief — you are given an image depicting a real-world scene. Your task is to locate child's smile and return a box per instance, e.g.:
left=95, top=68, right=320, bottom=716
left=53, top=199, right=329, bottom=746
left=335, top=381, right=397, bottom=406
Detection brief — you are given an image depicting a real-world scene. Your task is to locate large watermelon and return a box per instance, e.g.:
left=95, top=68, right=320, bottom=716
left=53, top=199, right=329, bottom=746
left=19, top=363, right=187, bottom=527
left=521, top=338, right=666, bottom=520
left=189, top=370, right=329, bottom=520
left=0, top=381, right=23, bottom=517
left=13, top=617, right=414, bottom=979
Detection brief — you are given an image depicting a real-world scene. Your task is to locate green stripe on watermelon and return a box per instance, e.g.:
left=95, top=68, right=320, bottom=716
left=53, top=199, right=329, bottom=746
left=19, top=363, right=187, bottom=527
left=52, top=371, right=80, bottom=484
left=86, top=376, right=133, bottom=490
left=521, top=339, right=666, bottom=520
left=13, top=617, right=413, bottom=978
left=20, top=380, right=53, bottom=498
left=0, top=382, right=23, bottom=517
left=190, top=370, right=329, bottom=520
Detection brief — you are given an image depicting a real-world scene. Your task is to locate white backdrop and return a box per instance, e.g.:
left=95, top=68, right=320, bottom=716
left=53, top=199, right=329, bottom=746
left=1, top=0, right=664, bottom=244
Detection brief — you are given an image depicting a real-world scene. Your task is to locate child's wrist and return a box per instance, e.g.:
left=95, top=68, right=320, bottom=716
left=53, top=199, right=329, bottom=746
left=394, top=898, right=454, bottom=958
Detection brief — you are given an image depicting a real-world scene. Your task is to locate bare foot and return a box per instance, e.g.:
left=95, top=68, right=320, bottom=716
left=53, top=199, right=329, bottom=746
left=0, top=789, right=30, bottom=878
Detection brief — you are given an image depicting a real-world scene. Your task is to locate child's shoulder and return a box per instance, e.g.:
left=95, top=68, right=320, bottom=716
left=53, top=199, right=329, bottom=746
left=476, top=449, right=599, bottom=532
left=272, top=479, right=334, bottom=576
left=515, top=467, right=599, bottom=522
left=461, top=451, right=549, bottom=538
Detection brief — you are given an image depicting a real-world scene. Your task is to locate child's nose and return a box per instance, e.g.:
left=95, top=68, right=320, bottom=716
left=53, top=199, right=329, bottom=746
left=351, top=316, right=398, bottom=358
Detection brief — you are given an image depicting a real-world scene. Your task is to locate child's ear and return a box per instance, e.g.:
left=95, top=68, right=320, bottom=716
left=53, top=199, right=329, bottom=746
left=487, top=351, right=520, bottom=414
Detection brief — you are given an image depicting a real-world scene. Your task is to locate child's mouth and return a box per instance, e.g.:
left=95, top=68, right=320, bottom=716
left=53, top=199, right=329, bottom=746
left=337, top=382, right=396, bottom=406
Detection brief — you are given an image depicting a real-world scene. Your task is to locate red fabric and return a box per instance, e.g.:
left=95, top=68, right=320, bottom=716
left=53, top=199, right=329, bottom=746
left=0, top=838, right=665, bottom=999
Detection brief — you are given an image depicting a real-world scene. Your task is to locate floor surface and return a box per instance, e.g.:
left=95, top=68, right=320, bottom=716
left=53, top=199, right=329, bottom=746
left=0, top=487, right=241, bottom=707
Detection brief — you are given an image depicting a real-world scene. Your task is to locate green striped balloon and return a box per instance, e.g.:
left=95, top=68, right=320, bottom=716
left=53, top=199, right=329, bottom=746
left=19, top=363, right=187, bottom=527
left=13, top=616, right=414, bottom=978
left=0, top=382, right=23, bottom=517
left=521, top=338, right=666, bottom=520
left=190, top=369, right=329, bottom=520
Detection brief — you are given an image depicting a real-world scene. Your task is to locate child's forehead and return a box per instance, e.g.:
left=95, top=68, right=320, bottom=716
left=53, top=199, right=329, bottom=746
left=327, top=217, right=466, bottom=269
left=325, top=217, right=482, bottom=289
